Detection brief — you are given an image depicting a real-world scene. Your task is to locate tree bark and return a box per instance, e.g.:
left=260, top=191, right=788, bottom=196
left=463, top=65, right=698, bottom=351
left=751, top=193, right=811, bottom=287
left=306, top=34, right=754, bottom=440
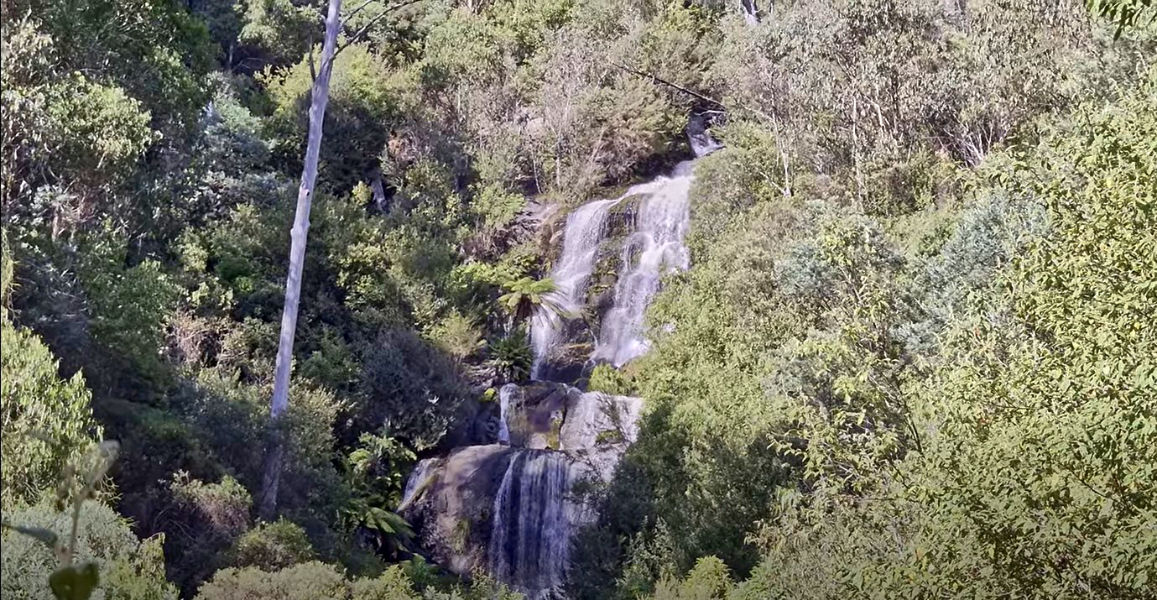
left=259, top=0, right=343, bottom=522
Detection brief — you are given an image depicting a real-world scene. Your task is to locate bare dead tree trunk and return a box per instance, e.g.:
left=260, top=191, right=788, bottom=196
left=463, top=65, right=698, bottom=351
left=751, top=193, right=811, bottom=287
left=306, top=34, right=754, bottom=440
left=368, top=166, right=388, bottom=212
left=259, top=0, right=343, bottom=522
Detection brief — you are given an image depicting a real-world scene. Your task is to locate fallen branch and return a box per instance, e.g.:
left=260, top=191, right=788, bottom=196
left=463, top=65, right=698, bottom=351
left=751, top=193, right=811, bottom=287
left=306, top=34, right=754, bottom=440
left=609, top=61, right=724, bottom=108
left=609, top=61, right=778, bottom=124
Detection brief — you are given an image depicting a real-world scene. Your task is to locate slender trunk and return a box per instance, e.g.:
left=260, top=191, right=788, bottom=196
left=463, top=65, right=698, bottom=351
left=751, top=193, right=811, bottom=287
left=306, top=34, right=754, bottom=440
left=259, top=0, right=343, bottom=521
left=369, top=167, right=387, bottom=212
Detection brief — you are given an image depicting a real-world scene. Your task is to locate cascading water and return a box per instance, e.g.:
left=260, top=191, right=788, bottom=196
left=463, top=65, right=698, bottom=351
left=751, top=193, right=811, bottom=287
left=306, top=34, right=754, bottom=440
left=488, top=451, right=584, bottom=599
left=529, top=198, right=620, bottom=379
left=403, top=120, right=718, bottom=599
left=592, top=161, right=694, bottom=366
left=400, top=457, right=441, bottom=509
left=497, top=383, right=516, bottom=445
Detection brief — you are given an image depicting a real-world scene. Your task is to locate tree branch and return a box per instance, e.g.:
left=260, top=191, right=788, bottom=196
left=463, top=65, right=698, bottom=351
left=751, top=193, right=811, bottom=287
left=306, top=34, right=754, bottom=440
left=609, top=61, right=724, bottom=108
left=330, top=0, right=425, bottom=63
left=609, top=61, right=780, bottom=125
left=343, top=0, right=377, bottom=19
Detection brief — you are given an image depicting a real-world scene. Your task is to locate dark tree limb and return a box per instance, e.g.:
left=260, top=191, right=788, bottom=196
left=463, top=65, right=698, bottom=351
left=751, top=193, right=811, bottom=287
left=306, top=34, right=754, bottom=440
left=609, top=61, right=725, bottom=108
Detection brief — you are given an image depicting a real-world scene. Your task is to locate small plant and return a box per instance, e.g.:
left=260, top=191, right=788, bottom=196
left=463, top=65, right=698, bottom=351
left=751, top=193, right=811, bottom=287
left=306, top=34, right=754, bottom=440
left=588, top=363, right=634, bottom=395
left=2, top=440, right=119, bottom=600
left=498, top=276, right=566, bottom=327
left=487, top=330, right=533, bottom=383
left=595, top=429, right=625, bottom=445
left=340, top=429, right=418, bottom=559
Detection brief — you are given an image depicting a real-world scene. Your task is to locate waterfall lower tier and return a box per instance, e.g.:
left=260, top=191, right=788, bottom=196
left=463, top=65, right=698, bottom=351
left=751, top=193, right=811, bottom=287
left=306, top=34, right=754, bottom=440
left=489, top=451, right=585, bottom=598
left=400, top=384, right=641, bottom=598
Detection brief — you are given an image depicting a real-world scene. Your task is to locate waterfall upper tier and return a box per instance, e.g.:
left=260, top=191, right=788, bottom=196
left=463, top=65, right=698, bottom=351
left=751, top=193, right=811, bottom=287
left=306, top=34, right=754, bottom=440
left=530, top=159, right=698, bottom=378
left=593, top=161, right=693, bottom=366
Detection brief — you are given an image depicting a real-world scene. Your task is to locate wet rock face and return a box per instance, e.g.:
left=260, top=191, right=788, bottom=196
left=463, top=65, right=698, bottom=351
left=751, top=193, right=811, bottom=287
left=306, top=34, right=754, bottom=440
left=402, top=445, right=514, bottom=575
left=400, top=382, right=642, bottom=598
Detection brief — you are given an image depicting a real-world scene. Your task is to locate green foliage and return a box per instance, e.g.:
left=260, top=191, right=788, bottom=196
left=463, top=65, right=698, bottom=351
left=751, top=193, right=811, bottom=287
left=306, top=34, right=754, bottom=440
left=498, top=277, right=562, bottom=324
left=487, top=331, right=533, bottom=383
left=0, top=320, right=99, bottom=509
left=4, top=0, right=1154, bottom=597
left=231, top=519, right=315, bottom=571
left=44, top=76, right=156, bottom=189
left=195, top=561, right=526, bottom=600
left=587, top=363, right=634, bottom=396
left=356, top=330, right=471, bottom=449
left=1087, top=0, right=1156, bottom=35
left=195, top=561, right=351, bottom=600
left=263, top=44, right=398, bottom=193
left=650, top=557, right=732, bottom=600
left=2, top=443, right=176, bottom=600
left=587, top=60, right=1157, bottom=600
left=154, top=473, right=252, bottom=592
left=238, top=0, right=318, bottom=66
left=77, top=228, right=179, bottom=388
left=341, top=431, right=417, bottom=558
left=430, top=311, right=485, bottom=360
left=3, top=504, right=176, bottom=600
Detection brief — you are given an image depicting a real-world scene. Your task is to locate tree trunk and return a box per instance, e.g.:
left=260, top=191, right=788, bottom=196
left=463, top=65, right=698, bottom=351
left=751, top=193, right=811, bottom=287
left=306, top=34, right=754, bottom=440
left=369, top=166, right=388, bottom=212
left=259, top=0, right=343, bottom=522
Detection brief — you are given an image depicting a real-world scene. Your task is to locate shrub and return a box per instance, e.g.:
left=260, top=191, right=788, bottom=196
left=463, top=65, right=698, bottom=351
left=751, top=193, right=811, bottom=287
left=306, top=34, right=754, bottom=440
left=651, top=556, right=733, bottom=600
left=153, top=473, right=252, bottom=592
left=0, top=502, right=177, bottom=600
left=195, top=562, right=426, bottom=600
left=77, top=228, right=179, bottom=390
left=1, top=319, right=99, bottom=509
left=357, top=330, right=470, bottom=450
left=587, top=363, right=634, bottom=396
left=195, top=561, right=349, bottom=600
left=487, top=332, right=533, bottom=383
left=231, top=519, right=315, bottom=571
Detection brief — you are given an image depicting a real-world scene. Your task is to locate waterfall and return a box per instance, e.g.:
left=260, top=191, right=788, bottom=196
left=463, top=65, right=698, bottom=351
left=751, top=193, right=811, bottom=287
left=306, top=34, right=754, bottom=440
left=529, top=198, right=620, bottom=379
left=592, top=161, right=694, bottom=367
left=488, top=450, right=583, bottom=599
left=497, top=383, right=516, bottom=444
left=404, top=122, right=718, bottom=598
left=400, top=457, right=441, bottom=510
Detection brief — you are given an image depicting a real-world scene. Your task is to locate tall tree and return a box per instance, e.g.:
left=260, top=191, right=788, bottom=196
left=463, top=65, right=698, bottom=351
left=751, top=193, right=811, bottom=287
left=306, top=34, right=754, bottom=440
left=259, top=0, right=344, bottom=521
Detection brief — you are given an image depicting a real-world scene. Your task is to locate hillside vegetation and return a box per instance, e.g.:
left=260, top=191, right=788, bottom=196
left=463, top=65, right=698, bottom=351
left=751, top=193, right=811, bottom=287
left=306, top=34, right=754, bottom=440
left=1, top=0, right=1154, bottom=598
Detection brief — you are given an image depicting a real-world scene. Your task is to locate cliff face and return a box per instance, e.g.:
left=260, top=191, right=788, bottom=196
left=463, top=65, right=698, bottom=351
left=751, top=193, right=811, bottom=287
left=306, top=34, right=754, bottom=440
left=400, top=382, right=641, bottom=597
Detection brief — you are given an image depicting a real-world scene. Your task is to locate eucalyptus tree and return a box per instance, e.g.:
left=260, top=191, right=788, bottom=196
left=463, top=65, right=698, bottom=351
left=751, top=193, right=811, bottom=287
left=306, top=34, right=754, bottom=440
left=259, top=0, right=344, bottom=521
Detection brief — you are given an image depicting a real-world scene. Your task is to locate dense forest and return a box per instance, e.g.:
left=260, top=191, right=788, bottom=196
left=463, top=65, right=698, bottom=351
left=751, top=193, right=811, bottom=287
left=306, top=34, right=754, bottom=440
left=1, top=0, right=1154, bottom=598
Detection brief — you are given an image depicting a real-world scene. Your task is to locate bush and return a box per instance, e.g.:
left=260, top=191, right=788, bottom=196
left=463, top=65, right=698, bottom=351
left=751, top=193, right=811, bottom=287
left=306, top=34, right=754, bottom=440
left=587, top=363, right=634, bottom=396
left=1, top=319, right=99, bottom=509
left=231, top=519, right=315, bottom=571
left=651, top=556, right=733, bottom=600
left=149, top=473, right=252, bottom=592
left=0, top=502, right=177, bottom=600
left=486, top=331, right=533, bottom=384
left=357, top=330, right=470, bottom=450
left=195, top=562, right=425, bottom=600
left=77, top=228, right=179, bottom=391
left=195, top=561, right=349, bottom=600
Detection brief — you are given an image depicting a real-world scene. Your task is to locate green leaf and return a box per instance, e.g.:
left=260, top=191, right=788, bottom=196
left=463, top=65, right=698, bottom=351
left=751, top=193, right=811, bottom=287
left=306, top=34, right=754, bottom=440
left=48, top=563, right=100, bottom=600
